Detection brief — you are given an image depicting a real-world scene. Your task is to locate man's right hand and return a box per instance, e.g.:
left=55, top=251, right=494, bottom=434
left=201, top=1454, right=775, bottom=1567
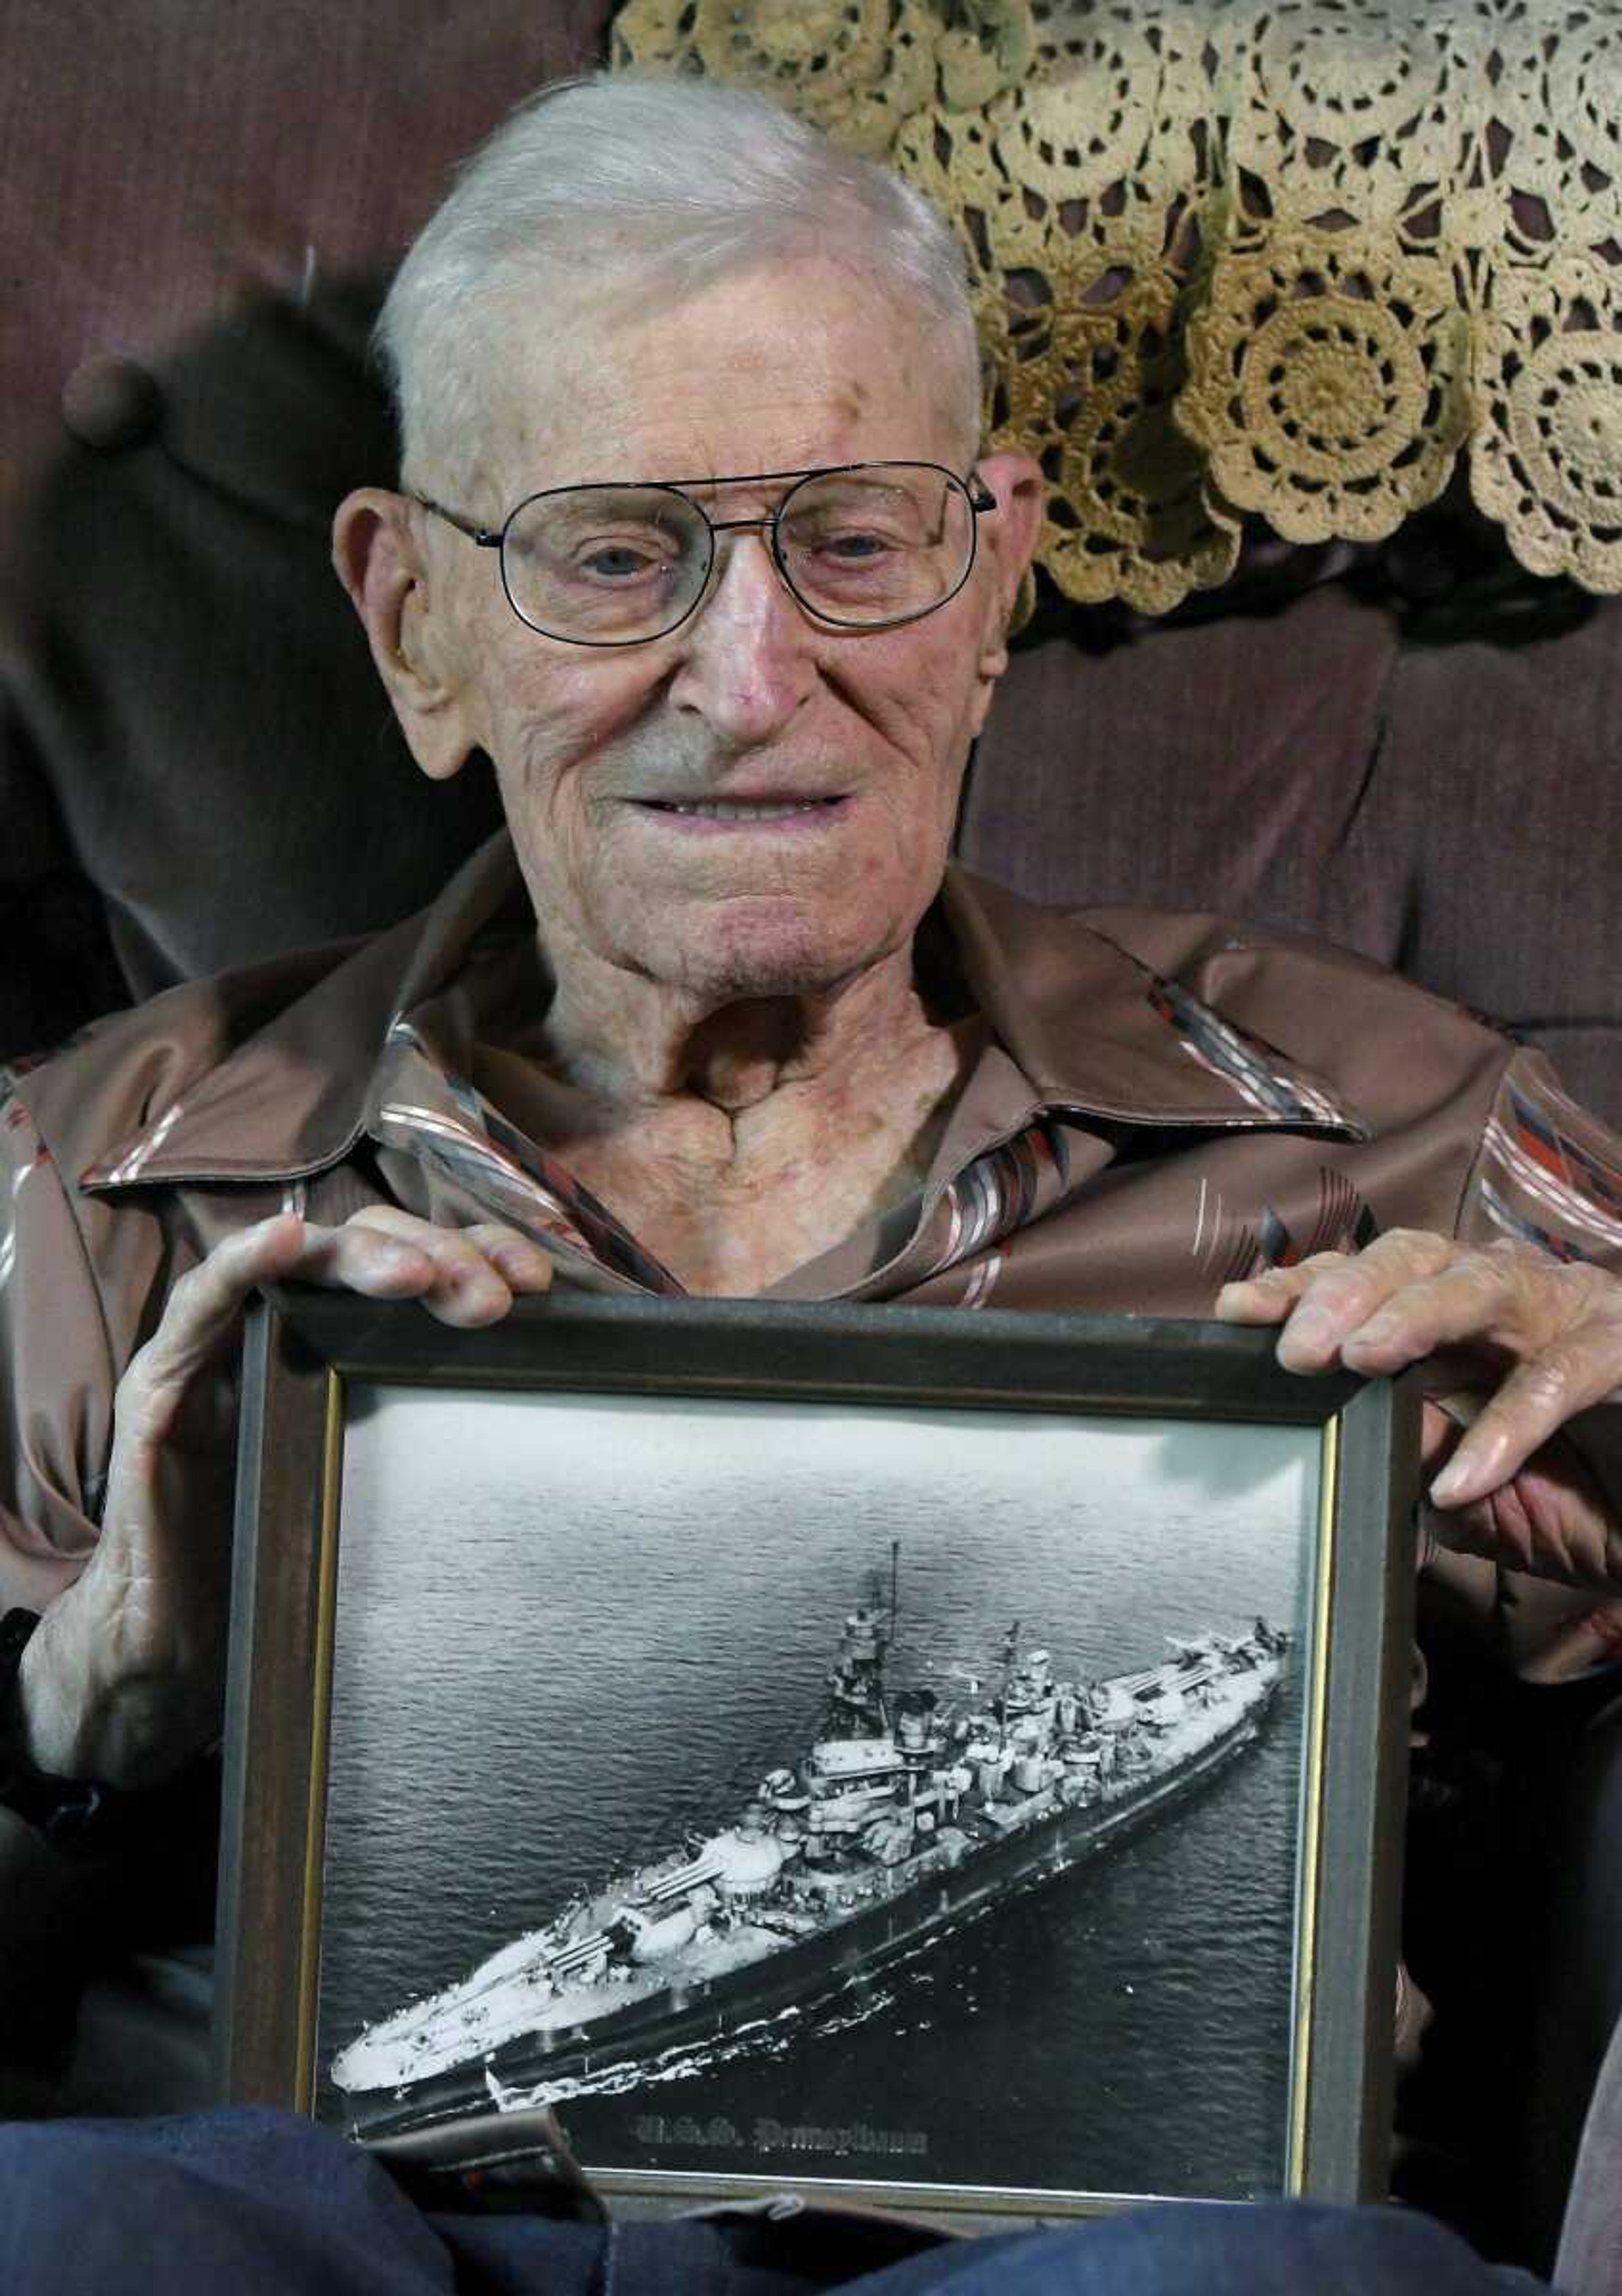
left=17, top=1209, right=555, bottom=1786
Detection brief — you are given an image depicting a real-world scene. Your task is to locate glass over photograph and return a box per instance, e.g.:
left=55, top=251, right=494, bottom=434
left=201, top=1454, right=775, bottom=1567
left=312, top=1385, right=1324, bottom=2211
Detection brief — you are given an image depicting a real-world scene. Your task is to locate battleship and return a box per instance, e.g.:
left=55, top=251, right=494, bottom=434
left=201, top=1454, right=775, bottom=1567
left=331, top=1555, right=1290, bottom=2134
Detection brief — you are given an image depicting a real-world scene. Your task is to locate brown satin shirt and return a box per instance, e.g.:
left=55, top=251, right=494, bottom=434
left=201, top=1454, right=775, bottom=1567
left=4, top=832, right=1621, bottom=1688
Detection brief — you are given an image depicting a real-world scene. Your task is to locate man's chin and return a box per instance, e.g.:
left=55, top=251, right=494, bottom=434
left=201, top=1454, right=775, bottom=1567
left=623, top=908, right=883, bottom=1006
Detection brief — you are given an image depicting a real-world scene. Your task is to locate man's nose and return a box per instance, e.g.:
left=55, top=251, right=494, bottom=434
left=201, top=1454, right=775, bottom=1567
left=666, top=531, right=817, bottom=745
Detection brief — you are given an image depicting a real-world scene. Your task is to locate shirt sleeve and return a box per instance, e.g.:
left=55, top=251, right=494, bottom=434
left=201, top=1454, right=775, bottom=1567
left=1455, top=1044, right=1622, bottom=1266
left=0, top=1082, right=117, bottom=1610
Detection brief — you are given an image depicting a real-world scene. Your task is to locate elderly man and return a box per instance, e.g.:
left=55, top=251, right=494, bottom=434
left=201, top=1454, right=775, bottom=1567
left=0, top=68, right=1612, bottom=2296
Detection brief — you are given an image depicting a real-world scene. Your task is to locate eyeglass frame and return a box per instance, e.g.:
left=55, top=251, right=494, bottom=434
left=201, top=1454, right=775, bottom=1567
left=408, top=461, right=999, bottom=648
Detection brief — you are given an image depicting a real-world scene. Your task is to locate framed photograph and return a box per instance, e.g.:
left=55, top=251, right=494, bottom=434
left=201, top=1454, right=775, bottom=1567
left=217, top=1290, right=1419, bottom=2222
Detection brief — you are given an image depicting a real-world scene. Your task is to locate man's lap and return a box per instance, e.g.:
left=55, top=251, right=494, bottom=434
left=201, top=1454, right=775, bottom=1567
left=0, top=2108, right=1542, bottom=2296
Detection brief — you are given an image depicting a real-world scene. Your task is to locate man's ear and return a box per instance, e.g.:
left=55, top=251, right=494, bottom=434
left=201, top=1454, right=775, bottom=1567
left=332, top=489, right=477, bottom=782
left=963, top=449, right=1044, bottom=734
left=974, top=449, right=1044, bottom=665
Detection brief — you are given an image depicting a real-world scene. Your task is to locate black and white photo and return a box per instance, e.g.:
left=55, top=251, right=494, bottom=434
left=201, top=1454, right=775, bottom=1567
left=218, top=1293, right=1419, bottom=2219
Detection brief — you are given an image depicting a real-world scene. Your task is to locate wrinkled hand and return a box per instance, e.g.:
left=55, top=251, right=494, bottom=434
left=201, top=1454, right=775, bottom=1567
left=22, top=1209, right=554, bottom=1783
left=1215, top=1230, right=1622, bottom=1590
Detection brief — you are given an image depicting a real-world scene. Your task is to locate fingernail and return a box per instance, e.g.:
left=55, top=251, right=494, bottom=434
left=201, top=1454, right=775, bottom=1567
left=1429, top=1455, right=1471, bottom=1506
left=1215, top=1277, right=1277, bottom=1317
left=1276, top=1308, right=1345, bottom=1376
left=1354, top=1311, right=1399, bottom=1347
left=1430, top=1437, right=1505, bottom=1508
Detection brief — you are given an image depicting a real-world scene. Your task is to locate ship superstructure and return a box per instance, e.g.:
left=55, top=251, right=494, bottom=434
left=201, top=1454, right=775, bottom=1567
left=332, top=1565, right=1290, bottom=2131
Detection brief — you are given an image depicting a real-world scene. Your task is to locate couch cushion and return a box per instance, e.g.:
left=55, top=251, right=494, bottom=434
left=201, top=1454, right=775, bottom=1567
left=1364, top=599, right=1622, bottom=1123
left=967, top=573, right=1622, bottom=1125
left=5, top=290, right=503, bottom=1011
left=964, top=580, right=1401, bottom=958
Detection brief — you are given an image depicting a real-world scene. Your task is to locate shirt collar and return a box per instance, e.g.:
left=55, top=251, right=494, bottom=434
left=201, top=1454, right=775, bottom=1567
left=82, top=832, right=1365, bottom=1195
left=80, top=834, right=529, bottom=1191
left=938, top=871, right=1363, bottom=1134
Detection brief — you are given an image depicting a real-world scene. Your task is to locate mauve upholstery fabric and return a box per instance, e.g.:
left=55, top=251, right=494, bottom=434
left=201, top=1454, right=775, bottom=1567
left=4, top=289, right=503, bottom=1025
left=965, top=578, right=1622, bottom=1126
left=0, top=0, right=612, bottom=1054
left=966, top=583, right=1401, bottom=952
left=3, top=2, right=1622, bottom=2283
left=0, top=0, right=615, bottom=525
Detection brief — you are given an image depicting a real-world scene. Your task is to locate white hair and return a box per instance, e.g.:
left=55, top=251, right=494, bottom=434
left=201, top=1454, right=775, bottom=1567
left=376, top=74, right=982, bottom=491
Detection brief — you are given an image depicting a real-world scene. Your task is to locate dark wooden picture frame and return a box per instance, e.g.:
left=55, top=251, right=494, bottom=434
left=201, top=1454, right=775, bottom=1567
left=217, top=1289, right=1419, bottom=2219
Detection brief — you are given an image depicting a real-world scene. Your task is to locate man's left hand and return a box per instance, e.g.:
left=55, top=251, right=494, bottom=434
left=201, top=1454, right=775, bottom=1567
left=1216, top=1230, right=1622, bottom=1590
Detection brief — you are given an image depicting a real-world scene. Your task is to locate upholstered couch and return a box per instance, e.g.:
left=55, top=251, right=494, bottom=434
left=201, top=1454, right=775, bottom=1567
left=4, top=0, right=1622, bottom=2283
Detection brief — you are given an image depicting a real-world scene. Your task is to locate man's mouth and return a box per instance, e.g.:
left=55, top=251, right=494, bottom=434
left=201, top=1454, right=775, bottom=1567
left=634, top=796, right=846, bottom=823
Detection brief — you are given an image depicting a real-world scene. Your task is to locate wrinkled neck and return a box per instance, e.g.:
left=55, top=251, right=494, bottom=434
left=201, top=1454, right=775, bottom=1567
left=534, top=935, right=939, bottom=1121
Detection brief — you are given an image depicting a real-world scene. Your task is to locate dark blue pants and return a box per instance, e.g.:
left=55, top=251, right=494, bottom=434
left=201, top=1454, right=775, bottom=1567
left=0, top=2110, right=1542, bottom=2295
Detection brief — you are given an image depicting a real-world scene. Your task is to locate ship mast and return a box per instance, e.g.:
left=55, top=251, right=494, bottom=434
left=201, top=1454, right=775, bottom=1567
left=998, top=1619, right=1020, bottom=1753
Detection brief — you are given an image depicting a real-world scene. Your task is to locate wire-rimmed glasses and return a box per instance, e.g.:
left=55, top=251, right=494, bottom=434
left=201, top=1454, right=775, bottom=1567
left=411, top=461, right=996, bottom=647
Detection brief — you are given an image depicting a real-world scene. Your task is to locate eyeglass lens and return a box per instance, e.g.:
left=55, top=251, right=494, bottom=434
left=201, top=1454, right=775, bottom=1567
left=499, top=466, right=975, bottom=643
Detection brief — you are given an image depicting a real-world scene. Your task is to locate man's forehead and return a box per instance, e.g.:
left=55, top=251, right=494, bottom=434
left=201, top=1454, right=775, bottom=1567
left=477, top=262, right=957, bottom=489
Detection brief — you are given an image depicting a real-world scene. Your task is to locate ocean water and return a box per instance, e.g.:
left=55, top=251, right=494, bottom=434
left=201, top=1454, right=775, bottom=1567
left=315, top=1388, right=1319, bottom=2207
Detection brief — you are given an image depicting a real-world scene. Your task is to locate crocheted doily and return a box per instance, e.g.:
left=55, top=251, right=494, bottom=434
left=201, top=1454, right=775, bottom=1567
left=611, top=0, right=1622, bottom=611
